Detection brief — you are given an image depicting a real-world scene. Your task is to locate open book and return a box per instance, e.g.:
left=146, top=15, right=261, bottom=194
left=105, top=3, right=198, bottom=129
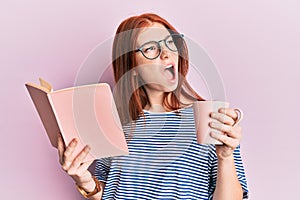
left=25, top=78, right=129, bottom=162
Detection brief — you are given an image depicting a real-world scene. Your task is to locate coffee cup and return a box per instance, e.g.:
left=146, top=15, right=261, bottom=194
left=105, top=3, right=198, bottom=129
left=192, top=101, right=243, bottom=144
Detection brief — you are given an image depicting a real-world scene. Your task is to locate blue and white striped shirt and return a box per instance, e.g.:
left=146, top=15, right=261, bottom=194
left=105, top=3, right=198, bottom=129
left=95, top=106, right=248, bottom=199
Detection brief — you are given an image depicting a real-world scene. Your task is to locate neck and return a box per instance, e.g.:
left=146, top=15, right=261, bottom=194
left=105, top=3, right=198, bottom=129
left=143, top=89, right=165, bottom=112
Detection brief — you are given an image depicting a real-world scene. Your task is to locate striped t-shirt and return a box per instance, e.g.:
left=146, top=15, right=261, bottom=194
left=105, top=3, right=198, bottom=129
left=95, top=106, right=249, bottom=199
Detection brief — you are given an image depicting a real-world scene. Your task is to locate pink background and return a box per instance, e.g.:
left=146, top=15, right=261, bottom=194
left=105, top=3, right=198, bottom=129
left=1, top=0, right=299, bottom=199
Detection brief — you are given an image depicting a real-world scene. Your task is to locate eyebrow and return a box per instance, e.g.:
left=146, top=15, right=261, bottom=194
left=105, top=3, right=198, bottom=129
left=137, top=34, right=171, bottom=48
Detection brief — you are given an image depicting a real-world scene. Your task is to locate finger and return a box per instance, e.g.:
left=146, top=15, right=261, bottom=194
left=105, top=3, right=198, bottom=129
left=224, top=123, right=242, bottom=140
left=67, top=160, right=94, bottom=180
left=76, top=160, right=95, bottom=176
left=57, top=134, right=65, bottom=164
left=210, top=112, right=235, bottom=126
left=79, top=160, right=94, bottom=171
left=67, top=145, right=91, bottom=175
left=210, top=132, right=239, bottom=149
left=62, top=138, right=78, bottom=171
left=209, top=122, right=236, bottom=137
left=219, top=108, right=239, bottom=121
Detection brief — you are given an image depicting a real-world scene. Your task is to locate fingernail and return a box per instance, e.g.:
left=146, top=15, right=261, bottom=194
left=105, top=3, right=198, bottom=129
left=209, top=122, right=216, bottom=127
left=210, top=132, right=216, bottom=137
left=71, top=139, right=77, bottom=145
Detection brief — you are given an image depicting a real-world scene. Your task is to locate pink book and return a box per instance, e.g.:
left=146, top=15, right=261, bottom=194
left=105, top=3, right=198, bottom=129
left=25, top=78, right=129, bottom=162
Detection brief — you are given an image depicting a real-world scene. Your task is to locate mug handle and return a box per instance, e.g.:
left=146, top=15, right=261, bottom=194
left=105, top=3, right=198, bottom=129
left=233, top=108, right=243, bottom=127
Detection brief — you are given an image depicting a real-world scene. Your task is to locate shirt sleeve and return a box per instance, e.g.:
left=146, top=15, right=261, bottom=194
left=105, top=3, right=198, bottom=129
left=208, top=145, right=249, bottom=199
left=94, top=157, right=112, bottom=183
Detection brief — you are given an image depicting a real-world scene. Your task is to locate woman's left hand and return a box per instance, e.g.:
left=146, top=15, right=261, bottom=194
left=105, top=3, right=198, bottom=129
left=209, top=107, right=242, bottom=159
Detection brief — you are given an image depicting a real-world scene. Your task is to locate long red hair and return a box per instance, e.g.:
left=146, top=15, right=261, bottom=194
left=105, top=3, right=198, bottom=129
left=112, top=13, right=204, bottom=125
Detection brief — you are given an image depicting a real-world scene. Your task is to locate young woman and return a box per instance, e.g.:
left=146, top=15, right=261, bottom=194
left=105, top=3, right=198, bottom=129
left=58, top=13, right=248, bottom=199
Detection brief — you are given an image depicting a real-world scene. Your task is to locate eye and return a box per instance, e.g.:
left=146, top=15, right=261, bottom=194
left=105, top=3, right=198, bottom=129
left=167, top=40, right=174, bottom=45
left=144, top=45, right=157, bottom=53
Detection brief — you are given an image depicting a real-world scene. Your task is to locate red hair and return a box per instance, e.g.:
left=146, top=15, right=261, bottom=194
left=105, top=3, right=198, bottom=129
left=112, top=13, right=204, bottom=124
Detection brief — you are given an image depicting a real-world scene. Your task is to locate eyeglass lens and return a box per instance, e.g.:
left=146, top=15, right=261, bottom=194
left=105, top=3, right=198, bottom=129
left=140, top=34, right=183, bottom=59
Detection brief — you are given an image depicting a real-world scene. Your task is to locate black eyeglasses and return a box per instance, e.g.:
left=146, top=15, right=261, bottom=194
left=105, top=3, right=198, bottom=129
left=135, top=33, right=184, bottom=60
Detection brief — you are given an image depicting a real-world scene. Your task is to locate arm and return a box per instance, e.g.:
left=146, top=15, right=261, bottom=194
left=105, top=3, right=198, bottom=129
left=209, top=108, right=244, bottom=200
left=213, top=155, right=243, bottom=200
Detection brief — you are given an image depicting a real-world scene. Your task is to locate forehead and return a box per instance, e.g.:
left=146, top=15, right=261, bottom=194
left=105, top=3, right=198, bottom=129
left=137, top=23, right=170, bottom=46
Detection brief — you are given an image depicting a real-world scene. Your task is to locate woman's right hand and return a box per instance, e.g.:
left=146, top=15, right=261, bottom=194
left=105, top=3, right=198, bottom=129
left=57, top=134, right=96, bottom=191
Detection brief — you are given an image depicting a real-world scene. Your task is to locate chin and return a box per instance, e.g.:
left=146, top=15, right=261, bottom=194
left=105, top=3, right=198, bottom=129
left=143, top=79, right=179, bottom=93
left=164, top=81, right=179, bottom=92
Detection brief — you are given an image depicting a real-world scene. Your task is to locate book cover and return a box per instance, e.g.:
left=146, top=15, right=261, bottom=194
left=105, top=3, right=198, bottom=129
left=25, top=78, right=129, bottom=162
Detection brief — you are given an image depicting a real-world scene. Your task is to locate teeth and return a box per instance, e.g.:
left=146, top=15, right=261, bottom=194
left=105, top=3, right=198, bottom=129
left=164, top=64, right=175, bottom=78
left=165, top=64, right=173, bottom=69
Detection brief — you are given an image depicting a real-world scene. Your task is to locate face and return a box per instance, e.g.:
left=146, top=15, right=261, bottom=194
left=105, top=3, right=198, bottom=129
left=135, top=23, right=179, bottom=93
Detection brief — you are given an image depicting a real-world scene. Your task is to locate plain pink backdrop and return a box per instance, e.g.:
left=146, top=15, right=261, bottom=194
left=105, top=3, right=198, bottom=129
left=1, top=0, right=299, bottom=199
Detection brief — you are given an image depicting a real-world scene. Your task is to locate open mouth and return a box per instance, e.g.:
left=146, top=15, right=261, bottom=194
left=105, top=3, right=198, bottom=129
left=164, top=64, right=175, bottom=80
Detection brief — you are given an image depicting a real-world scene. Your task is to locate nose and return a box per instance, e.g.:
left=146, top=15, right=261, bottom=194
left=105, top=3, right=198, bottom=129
left=159, top=43, right=171, bottom=59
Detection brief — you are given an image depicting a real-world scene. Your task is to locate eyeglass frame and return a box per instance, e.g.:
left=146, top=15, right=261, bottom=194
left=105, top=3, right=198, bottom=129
left=135, top=33, right=184, bottom=60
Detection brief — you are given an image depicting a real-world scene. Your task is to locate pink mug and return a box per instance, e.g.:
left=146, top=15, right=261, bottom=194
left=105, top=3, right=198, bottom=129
left=192, top=101, right=243, bottom=144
